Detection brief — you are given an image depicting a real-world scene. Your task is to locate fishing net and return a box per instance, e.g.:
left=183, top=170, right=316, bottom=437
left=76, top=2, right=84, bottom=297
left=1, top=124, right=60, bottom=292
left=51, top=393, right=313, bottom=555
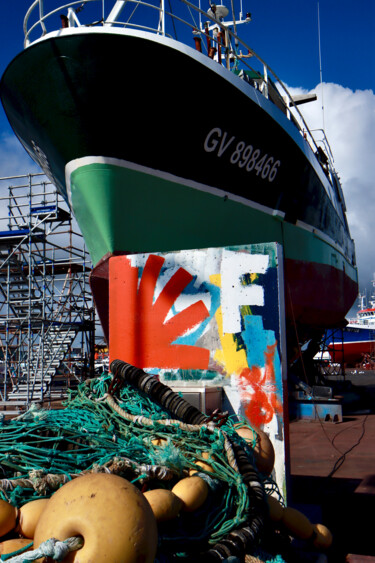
left=0, top=361, right=286, bottom=562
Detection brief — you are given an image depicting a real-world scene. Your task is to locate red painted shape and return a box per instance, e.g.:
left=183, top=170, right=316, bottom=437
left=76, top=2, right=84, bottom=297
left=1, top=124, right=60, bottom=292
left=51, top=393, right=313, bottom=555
left=109, top=254, right=210, bottom=369
left=239, top=342, right=282, bottom=428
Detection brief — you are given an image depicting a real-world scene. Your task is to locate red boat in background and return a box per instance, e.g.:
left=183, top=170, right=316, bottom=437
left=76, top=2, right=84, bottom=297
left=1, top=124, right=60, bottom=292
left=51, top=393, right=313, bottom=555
left=327, top=281, right=375, bottom=366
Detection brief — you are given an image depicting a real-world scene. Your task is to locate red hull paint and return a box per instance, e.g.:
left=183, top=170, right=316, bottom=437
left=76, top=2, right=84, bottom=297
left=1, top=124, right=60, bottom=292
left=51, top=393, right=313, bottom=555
left=283, top=258, right=357, bottom=330
left=328, top=341, right=375, bottom=365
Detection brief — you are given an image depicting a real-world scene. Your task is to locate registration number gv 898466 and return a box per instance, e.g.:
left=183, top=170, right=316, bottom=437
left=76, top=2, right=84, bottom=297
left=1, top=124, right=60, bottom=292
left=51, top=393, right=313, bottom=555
left=203, top=127, right=281, bottom=182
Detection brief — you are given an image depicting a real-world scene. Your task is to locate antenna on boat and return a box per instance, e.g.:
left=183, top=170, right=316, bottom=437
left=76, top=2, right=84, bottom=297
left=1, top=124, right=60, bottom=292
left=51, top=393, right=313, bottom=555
left=230, top=0, right=240, bottom=49
left=370, top=273, right=375, bottom=306
left=317, top=1, right=326, bottom=132
left=358, top=290, right=367, bottom=310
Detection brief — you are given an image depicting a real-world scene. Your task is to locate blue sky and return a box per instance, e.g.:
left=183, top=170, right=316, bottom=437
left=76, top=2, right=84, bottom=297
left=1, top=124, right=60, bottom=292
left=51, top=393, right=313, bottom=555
left=243, top=0, right=374, bottom=92
left=0, top=0, right=374, bottom=310
left=0, top=1, right=373, bottom=94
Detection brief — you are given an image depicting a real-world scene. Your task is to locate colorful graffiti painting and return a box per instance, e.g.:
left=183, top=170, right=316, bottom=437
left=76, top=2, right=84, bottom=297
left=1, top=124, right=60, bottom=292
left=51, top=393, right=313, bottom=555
left=109, top=243, right=285, bottom=424
left=108, top=243, right=286, bottom=491
left=109, top=254, right=211, bottom=369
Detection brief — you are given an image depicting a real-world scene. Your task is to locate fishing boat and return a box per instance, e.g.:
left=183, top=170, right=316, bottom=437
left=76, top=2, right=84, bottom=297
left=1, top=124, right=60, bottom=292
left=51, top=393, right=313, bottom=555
left=327, top=285, right=375, bottom=366
left=0, top=1, right=358, bottom=355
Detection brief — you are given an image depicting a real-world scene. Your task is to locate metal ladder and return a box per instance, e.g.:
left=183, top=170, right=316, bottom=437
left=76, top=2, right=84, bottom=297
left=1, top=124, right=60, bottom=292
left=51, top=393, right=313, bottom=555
left=8, top=325, right=79, bottom=402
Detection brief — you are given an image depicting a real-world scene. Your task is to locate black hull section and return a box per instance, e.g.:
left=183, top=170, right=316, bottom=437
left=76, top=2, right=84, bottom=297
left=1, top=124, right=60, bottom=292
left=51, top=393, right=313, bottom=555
left=1, top=31, right=353, bottom=259
left=0, top=30, right=358, bottom=342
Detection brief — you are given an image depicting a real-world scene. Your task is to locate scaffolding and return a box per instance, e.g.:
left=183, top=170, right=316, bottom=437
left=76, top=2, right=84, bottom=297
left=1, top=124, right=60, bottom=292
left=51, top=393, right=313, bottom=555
left=0, top=173, right=95, bottom=414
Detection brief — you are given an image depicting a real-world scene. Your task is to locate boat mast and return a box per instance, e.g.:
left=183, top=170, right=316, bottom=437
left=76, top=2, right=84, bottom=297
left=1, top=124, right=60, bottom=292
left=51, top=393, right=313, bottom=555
left=317, top=1, right=326, bottom=132
left=105, top=1, right=127, bottom=25
left=158, top=0, right=166, bottom=34
left=370, top=274, right=375, bottom=309
left=358, top=291, right=367, bottom=311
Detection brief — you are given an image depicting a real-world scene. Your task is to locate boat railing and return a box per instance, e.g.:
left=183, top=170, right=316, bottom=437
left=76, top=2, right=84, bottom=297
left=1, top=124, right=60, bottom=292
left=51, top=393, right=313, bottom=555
left=24, top=0, right=336, bottom=183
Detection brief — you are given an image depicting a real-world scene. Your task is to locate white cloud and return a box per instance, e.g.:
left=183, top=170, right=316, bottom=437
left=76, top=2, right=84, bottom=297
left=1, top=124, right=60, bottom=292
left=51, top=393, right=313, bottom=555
left=0, top=133, right=40, bottom=177
left=0, top=134, right=43, bottom=234
left=0, top=134, right=83, bottom=259
left=289, top=83, right=375, bottom=305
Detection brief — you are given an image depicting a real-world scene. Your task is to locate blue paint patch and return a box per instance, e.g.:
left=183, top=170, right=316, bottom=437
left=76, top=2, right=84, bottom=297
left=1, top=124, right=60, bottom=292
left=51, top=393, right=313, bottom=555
left=173, top=279, right=220, bottom=346
left=242, top=315, right=277, bottom=368
left=272, top=346, right=283, bottom=397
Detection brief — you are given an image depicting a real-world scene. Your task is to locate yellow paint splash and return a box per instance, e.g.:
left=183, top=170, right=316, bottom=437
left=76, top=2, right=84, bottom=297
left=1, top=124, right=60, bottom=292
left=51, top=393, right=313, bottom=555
left=210, top=273, right=248, bottom=376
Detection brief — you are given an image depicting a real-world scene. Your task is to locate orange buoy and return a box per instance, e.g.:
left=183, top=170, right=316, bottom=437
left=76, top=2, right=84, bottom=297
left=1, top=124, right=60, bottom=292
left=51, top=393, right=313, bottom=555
left=281, top=506, right=314, bottom=540
left=172, top=476, right=209, bottom=512
left=312, top=523, right=333, bottom=550
left=34, top=473, right=158, bottom=562
left=0, top=499, right=17, bottom=538
left=16, top=498, right=49, bottom=539
left=235, top=424, right=275, bottom=475
left=144, top=489, right=183, bottom=522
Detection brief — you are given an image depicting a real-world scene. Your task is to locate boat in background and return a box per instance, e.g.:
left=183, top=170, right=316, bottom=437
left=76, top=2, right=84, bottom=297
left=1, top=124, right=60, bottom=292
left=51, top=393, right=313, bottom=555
left=327, top=280, right=375, bottom=367
left=0, top=1, right=358, bottom=359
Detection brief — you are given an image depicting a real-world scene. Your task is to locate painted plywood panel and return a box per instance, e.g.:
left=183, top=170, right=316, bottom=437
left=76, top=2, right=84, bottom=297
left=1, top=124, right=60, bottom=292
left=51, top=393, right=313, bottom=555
left=109, top=243, right=287, bottom=493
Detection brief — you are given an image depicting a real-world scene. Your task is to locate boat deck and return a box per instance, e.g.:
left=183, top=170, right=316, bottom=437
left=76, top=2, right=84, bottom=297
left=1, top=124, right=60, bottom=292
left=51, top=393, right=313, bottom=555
left=288, top=371, right=375, bottom=561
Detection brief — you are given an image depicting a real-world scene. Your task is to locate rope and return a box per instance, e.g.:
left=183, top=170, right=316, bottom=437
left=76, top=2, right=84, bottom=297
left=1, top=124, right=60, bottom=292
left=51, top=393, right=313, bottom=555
left=0, top=366, right=284, bottom=560
left=4, top=537, right=83, bottom=562
left=0, top=542, right=33, bottom=561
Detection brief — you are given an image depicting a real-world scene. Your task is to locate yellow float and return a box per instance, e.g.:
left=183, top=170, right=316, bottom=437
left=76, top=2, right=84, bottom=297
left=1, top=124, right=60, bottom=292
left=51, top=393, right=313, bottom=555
left=0, top=538, right=32, bottom=556
left=172, top=476, right=209, bottom=512
left=0, top=499, right=17, bottom=538
left=33, top=473, right=158, bottom=562
left=281, top=506, right=314, bottom=541
left=189, top=451, right=215, bottom=475
left=266, top=495, right=284, bottom=523
left=16, top=498, right=49, bottom=539
left=312, top=523, right=333, bottom=550
left=144, top=489, right=183, bottom=522
left=266, top=500, right=333, bottom=552
left=151, top=437, right=168, bottom=447
left=235, top=424, right=275, bottom=475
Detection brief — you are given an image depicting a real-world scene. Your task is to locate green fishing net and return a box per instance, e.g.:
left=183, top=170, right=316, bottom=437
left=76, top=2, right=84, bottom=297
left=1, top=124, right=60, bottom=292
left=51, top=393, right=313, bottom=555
left=0, top=373, right=285, bottom=561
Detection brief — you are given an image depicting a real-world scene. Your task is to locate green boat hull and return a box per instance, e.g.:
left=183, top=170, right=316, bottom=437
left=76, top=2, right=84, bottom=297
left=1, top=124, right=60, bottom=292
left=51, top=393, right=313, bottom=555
left=67, top=157, right=357, bottom=336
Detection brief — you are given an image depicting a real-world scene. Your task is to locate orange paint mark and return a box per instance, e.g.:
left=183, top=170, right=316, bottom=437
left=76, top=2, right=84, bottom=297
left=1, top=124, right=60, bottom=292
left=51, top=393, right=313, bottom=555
left=239, top=342, right=282, bottom=428
left=109, top=255, right=210, bottom=369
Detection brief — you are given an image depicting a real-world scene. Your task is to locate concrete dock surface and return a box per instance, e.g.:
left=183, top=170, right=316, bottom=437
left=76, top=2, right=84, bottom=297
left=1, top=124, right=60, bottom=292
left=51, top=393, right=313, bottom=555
left=288, top=370, right=375, bottom=561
